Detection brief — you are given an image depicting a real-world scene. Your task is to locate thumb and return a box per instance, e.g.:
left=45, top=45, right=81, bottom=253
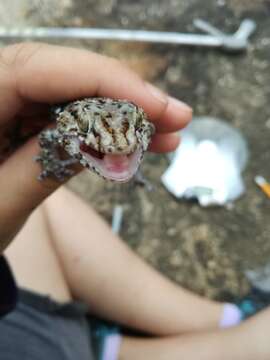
left=0, top=135, right=81, bottom=249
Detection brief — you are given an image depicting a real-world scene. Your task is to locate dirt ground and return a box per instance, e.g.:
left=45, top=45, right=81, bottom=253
left=1, top=0, right=269, bottom=301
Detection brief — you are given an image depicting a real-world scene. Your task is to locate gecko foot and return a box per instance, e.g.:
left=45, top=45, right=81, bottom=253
left=35, top=129, right=78, bottom=182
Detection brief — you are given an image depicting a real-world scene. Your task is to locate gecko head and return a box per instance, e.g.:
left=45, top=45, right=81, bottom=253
left=54, top=98, right=155, bottom=182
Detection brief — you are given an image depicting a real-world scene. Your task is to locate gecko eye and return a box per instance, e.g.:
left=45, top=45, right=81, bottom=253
left=77, top=116, right=89, bottom=133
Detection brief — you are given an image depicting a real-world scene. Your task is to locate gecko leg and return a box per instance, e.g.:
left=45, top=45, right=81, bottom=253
left=35, top=129, right=78, bottom=182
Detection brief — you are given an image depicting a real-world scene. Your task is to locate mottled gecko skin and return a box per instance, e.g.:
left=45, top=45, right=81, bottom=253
left=36, top=98, right=155, bottom=182
left=0, top=98, right=155, bottom=183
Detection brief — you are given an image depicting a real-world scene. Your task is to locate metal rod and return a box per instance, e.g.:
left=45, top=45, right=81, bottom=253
left=111, top=205, right=123, bottom=235
left=0, top=27, right=223, bottom=47
left=193, top=19, right=225, bottom=38
left=0, top=18, right=256, bottom=52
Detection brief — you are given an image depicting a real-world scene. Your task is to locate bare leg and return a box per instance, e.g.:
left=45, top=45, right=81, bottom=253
left=6, top=202, right=270, bottom=360
left=5, top=206, right=71, bottom=303
left=42, top=186, right=222, bottom=336
left=6, top=187, right=270, bottom=360
left=119, top=307, right=270, bottom=360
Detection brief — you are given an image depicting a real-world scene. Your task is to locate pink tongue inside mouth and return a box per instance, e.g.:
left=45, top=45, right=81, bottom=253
left=79, top=141, right=138, bottom=180
left=103, top=154, right=130, bottom=172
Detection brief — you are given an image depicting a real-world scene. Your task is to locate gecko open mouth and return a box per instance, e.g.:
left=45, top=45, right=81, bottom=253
left=79, top=141, right=143, bottom=182
left=39, top=98, right=155, bottom=183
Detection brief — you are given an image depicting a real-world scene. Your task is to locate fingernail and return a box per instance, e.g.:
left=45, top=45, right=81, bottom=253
left=145, top=83, right=168, bottom=105
left=168, top=96, right=193, bottom=114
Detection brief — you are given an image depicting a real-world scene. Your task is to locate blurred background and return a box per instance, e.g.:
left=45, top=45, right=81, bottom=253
left=1, top=0, right=269, bottom=301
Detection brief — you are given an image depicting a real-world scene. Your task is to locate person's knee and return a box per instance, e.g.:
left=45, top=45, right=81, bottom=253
left=43, top=185, right=71, bottom=208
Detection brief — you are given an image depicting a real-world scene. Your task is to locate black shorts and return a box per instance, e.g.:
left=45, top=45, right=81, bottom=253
left=0, top=288, right=95, bottom=360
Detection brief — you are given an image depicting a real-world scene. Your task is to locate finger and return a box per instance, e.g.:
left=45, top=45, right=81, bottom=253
left=0, top=137, right=69, bottom=207
left=2, top=43, right=192, bottom=133
left=0, top=130, right=179, bottom=244
left=0, top=135, right=81, bottom=243
left=154, top=96, right=192, bottom=133
left=149, top=133, right=180, bottom=153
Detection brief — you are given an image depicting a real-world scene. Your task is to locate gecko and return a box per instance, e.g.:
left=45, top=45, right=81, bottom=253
left=0, top=98, right=155, bottom=183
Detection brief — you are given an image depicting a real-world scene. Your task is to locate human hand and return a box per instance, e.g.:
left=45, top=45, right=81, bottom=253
left=0, top=43, right=192, bottom=252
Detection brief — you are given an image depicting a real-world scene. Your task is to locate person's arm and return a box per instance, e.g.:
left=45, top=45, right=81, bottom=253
left=0, top=42, right=192, bottom=254
left=0, top=42, right=191, bottom=315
